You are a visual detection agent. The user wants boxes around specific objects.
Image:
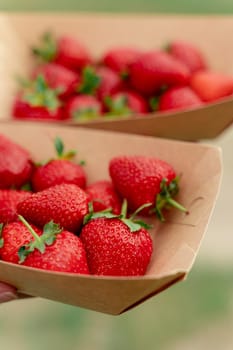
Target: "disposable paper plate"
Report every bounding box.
[0,13,233,140]
[0,121,222,314]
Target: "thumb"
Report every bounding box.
[0,282,18,303]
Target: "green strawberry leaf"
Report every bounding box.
[104,95,132,117]
[32,31,57,62]
[0,223,4,248]
[54,137,64,157]
[42,221,62,245]
[121,218,142,232]
[20,182,32,191]
[78,66,101,95]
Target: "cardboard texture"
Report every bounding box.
[0,13,233,140]
[0,122,222,314]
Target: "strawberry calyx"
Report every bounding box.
[78,66,101,95]
[151,177,188,222]
[104,95,132,117]
[17,215,62,263]
[54,137,77,161]
[149,97,160,111]
[0,223,4,248]
[83,200,152,232]
[22,75,62,111]
[72,107,100,121]
[32,32,57,62]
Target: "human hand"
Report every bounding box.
[0,282,18,303]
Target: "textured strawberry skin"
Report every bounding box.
[130,51,190,95]
[55,36,92,71]
[169,41,207,73]
[22,230,89,274]
[86,180,122,214]
[0,190,32,223]
[65,95,103,119]
[111,91,149,113]
[190,71,233,102]
[102,47,142,73]
[0,222,41,264]
[33,62,80,98]
[17,184,89,233]
[32,160,87,192]
[158,86,203,112]
[0,134,33,189]
[12,97,65,121]
[109,156,176,214]
[80,217,153,276]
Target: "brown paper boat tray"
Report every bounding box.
[0,121,222,314]
[0,13,233,140]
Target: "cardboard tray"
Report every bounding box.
[0,13,233,140]
[0,121,222,314]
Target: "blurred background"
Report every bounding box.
[0,1,233,350]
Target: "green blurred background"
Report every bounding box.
[0,1,233,349]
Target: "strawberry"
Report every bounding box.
[156,86,203,112]
[0,190,31,224]
[32,137,87,191]
[0,221,42,264]
[65,95,103,121]
[32,62,80,99]
[17,184,89,233]
[129,51,190,95]
[167,40,207,73]
[12,75,65,121]
[105,91,149,116]
[32,32,92,71]
[86,180,122,214]
[190,71,233,102]
[102,47,142,75]
[109,155,187,221]
[0,217,89,274]
[80,201,153,276]
[77,66,122,101]
[0,134,33,189]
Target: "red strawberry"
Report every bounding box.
[77,66,122,101]
[0,218,89,274]
[80,201,153,276]
[109,155,187,221]
[32,32,92,71]
[32,137,87,191]
[102,47,142,74]
[0,134,33,189]
[129,51,190,95]
[12,75,65,121]
[167,40,207,74]
[32,62,80,98]
[157,86,203,112]
[105,91,149,116]
[0,221,41,264]
[17,184,89,233]
[190,71,233,102]
[86,180,122,214]
[65,95,103,121]
[0,190,31,224]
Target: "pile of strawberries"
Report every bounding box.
[12,33,233,122]
[0,133,187,276]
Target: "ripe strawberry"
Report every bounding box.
[77,66,122,101]
[129,51,190,95]
[65,95,103,121]
[0,190,31,223]
[86,180,122,214]
[32,32,92,71]
[80,201,153,276]
[0,134,33,189]
[109,155,187,221]
[17,184,89,233]
[190,71,233,102]
[105,91,149,116]
[0,220,41,264]
[167,40,207,73]
[102,47,142,74]
[0,217,90,274]
[32,137,87,191]
[32,62,80,99]
[12,75,65,121]
[157,86,203,112]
